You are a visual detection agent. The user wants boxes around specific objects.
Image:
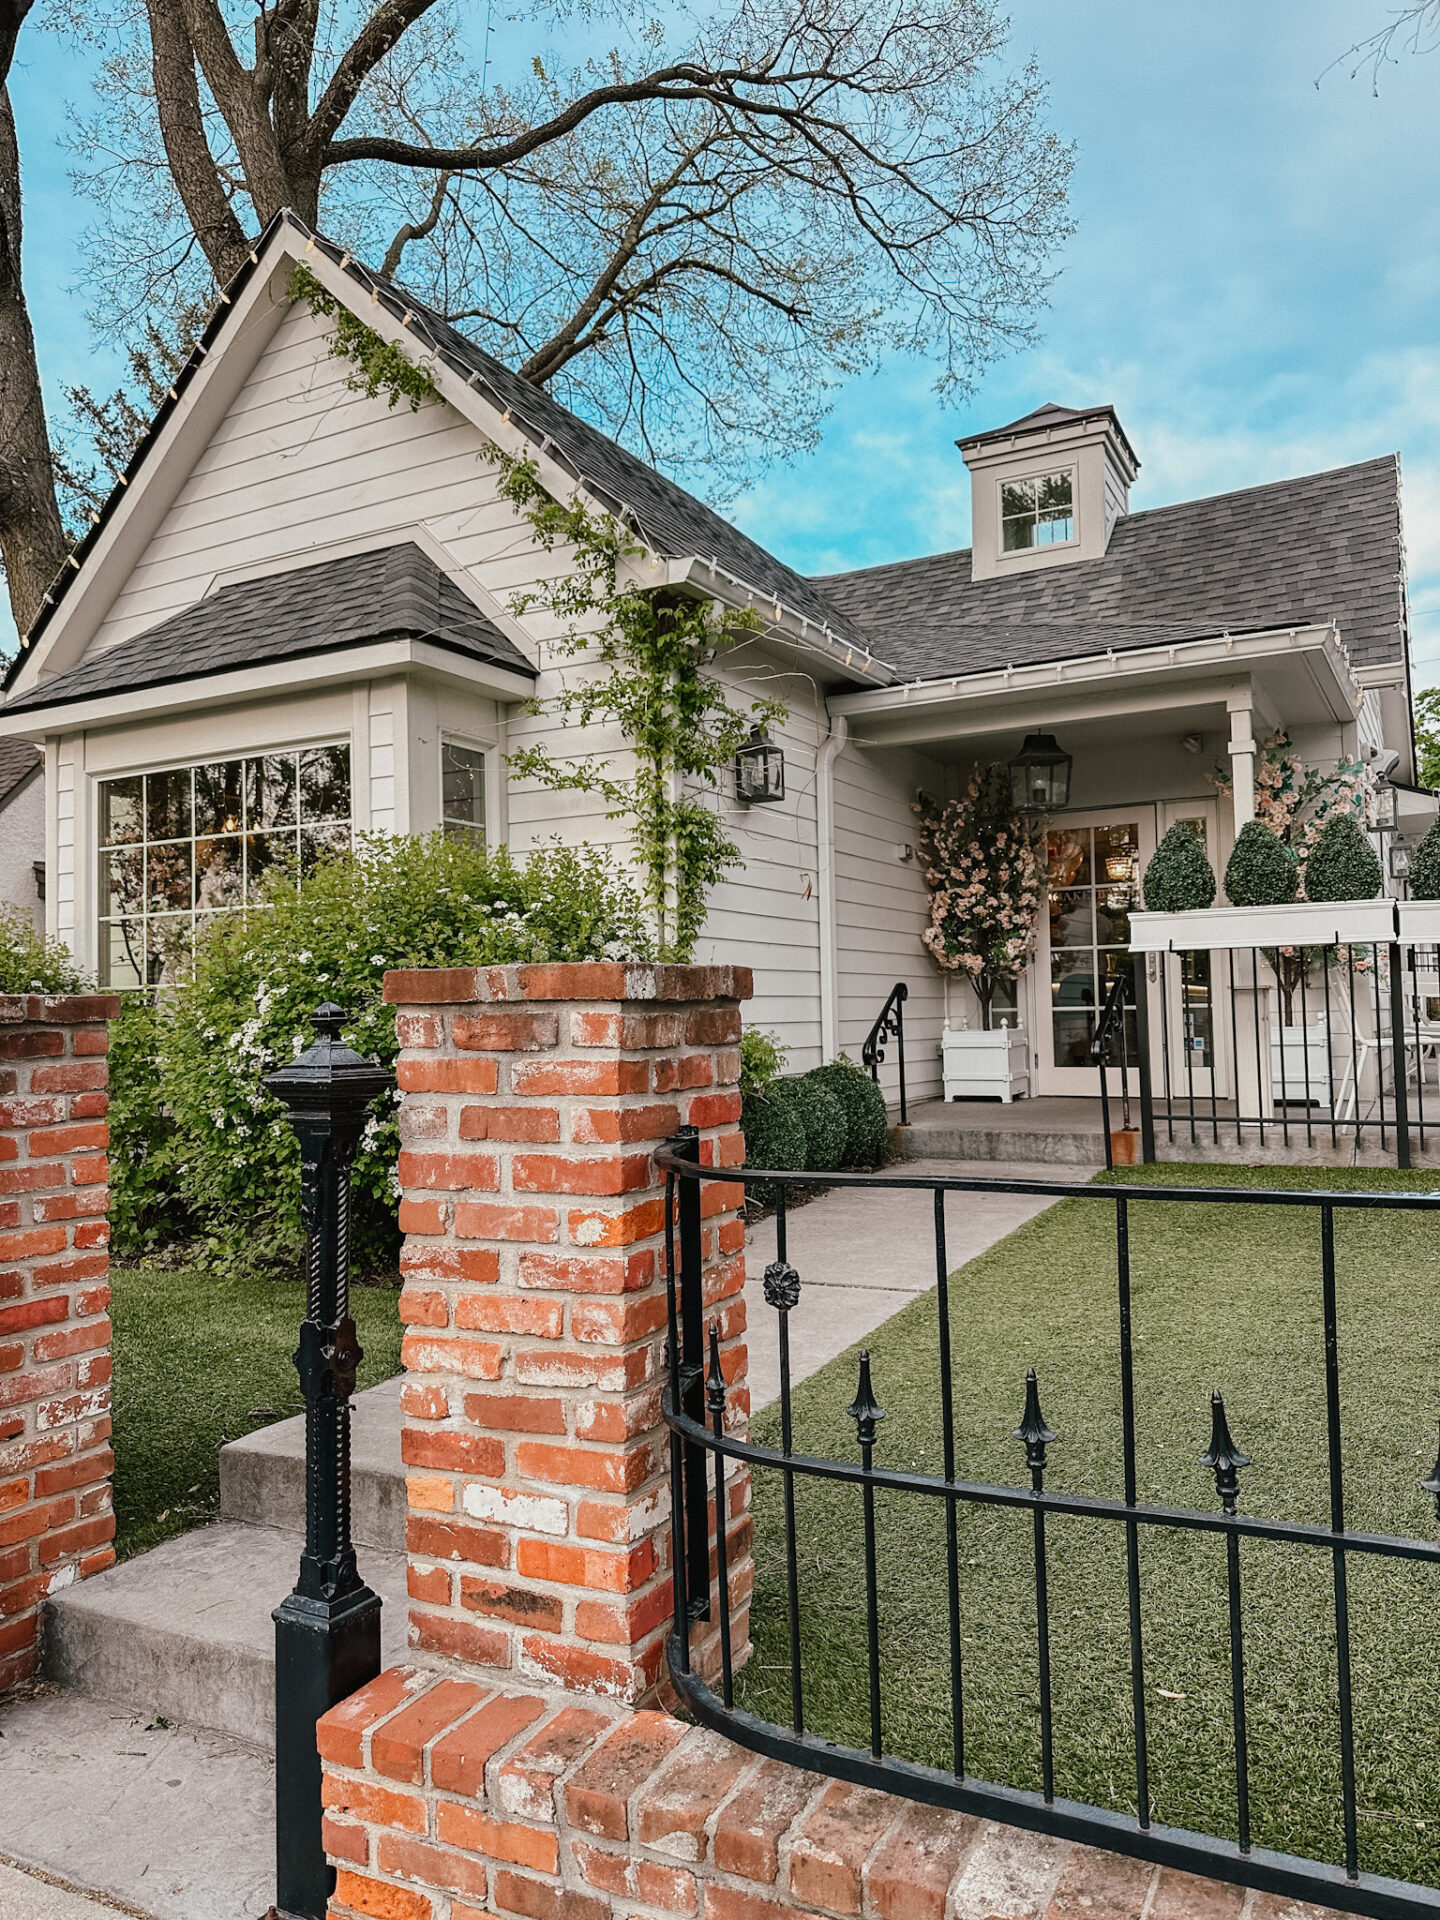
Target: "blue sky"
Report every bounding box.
[10,3,1440,679]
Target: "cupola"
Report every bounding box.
[958,403,1139,584]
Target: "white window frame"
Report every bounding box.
[439,732,493,845]
[998,465,1078,558]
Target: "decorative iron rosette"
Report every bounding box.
[762,1259,802,1312]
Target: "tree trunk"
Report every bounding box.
[0,81,66,637]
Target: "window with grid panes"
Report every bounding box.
[1046,822,1139,1067]
[440,740,485,845]
[97,745,350,987]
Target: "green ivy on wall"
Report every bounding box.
[288,266,441,411]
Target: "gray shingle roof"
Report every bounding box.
[813,457,1406,682]
[0,737,40,809]
[3,543,535,715]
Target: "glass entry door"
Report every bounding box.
[1035,812,1153,1094]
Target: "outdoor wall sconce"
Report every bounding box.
[735,727,785,803]
[1009,730,1073,810]
[1373,782,1399,831]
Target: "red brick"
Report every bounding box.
[518,1250,654,1295]
[401,1383,449,1421]
[409,1609,510,1667]
[34,1321,109,1363]
[515,1441,651,1494]
[867,1802,980,1920]
[33,1191,107,1221]
[40,1514,115,1564]
[453,1012,559,1053]
[0,1097,68,1127]
[620,1013,686,1049]
[1149,1869,1246,1920]
[397,1151,499,1192]
[570,1294,669,1346]
[399,1105,448,1142]
[27,1123,108,1158]
[513,1153,651,1197]
[384,968,486,1003]
[71,1095,109,1120]
[565,1197,668,1248]
[511,1059,649,1097]
[515,1537,656,1592]
[564,1712,687,1838]
[331,1868,433,1920]
[397,1289,447,1328]
[73,1222,109,1249]
[0,1165,65,1193]
[654,1055,713,1093]
[430,1690,548,1797]
[400,1334,504,1380]
[703,1888,808,1920]
[30,1063,107,1093]
[408,1563,451,1606]
[453,1202,559,1244]
[713,1759,815,1882]
[459,1577,563,1631]
[453,1295,564,1338]
[34,1448,112,1497]
[405,1515,508,1567]
[1044,1846,1154,1920]
[402,1428,507,1475]
[401,1245,499,1284]
[397,1058,499,1095]
[514,1346,650,1391]
[571,1012,622,1046]
[461,1106,560,1142]
[574,1578,673,1647]
[463,1391,566,1433]
[0,1033,63,1060]
[516,963,632,1000]
[399,1197,449,1236]
[370,1677,488,1783]
[687,1008,742,1045]
[395,1013,443,1049]
[375,1833,489,1903]
[687,1091,742,1128]
[323,1816,370,1867]
[0,1296,68,1335]
[323,1773,427,1832]
[490,1869,608,1920]
[496,1704,613,1820]
[436,1801,560,1873]
[571,1104,680,1145]
[32,1254,109,1286]
[520,1632,659,1697]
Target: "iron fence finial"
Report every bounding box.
[846,1350,885,1450]
[706,1321,728,1416]
[1201,1389,1251,1515]
[1014,1368,1059,1476]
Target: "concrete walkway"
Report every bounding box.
[744,1158,1097,1410]
[0,1860,144,1920]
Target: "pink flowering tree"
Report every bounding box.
[914,767,1044,1029]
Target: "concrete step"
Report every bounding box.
[894,1118,1106,1164]
[219,1375,405,1551]
[41,1521,409,1750]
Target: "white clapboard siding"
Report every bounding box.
[833,742,946,1103]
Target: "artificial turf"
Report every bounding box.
[736,1163,1440,1889]
[109,1262,403,1560]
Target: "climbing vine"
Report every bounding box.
[288,266,441,411]
[288,268,786,961]
[495,453,785,961]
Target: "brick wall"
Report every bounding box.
[383,962,751,1707]
[319,1666,1345,1920]
[0,992,118,1687]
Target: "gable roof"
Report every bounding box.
[0,737,40,810]
[2,543,534,715]
[1,211,871,701]
[813,457,1406,683]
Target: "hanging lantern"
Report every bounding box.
[1008,731,1073,811]
[735,727,785,804]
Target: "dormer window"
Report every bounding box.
[1001,471,1075,552]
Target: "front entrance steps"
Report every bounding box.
[896,1095,1108,1165]
[40,1384,408,1750]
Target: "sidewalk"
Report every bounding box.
[744,1158,1097,1409]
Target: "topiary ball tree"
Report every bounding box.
[1142,822,1216,912]
[1303,813,1383,903]
[806,1059,890,1168]
[740,1090,807,1208]
[1409,819,1440,901]
[769,1075,847,1172]
[1224,821,1299,907]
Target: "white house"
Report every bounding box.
[0,213,1418,1108]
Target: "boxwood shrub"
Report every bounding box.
[768,1074,847,1172]
[1303,814,1383,903]
[739,1089,807,1207]
[807,1058,889,1167]
[1142,822,1215,912]
[1409,818,1440,901]
[1224,821,1298,907]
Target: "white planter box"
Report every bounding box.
[941,1025,1029,1103]
[1130,899,1398,954]
[1397,901,1440,945]
[1270,1018,1332,1107]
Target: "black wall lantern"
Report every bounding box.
[735,727,785,804]
[1008,730,1073,811]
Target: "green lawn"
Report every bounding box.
[738,1164,1440,1889]
[110,1263,403,1560]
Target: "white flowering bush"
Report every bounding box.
[913,768,1043,1028]
[116,832,648,1271]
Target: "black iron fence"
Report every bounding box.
[659,1136,1440,1918]
[862,981,909,1124]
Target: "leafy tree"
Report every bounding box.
[1142,822,1215,913]
[1415,688,1440,790]
[56,0,1071,501]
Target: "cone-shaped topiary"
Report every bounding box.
[1303,813,1383,903]
[1143,822,1216,912]
[1224,821,1299,907]
[1409,818,1440,901]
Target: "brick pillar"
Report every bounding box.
[0,993,119,1687]
[382,962,753,1707]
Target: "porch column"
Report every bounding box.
[1226,690,1256,836]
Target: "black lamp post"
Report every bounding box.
[1008,731,1073,811]
[263,1004,392,1920]
[735,727,785,804]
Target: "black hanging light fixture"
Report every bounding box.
[1008,730,1073,811]
[735,726,785,804]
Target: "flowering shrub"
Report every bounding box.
[0,903,87,995]
[1210,730,1374,873]
[113,832,648,1271]
[913,768,1043,1027]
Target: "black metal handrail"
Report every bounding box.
[659,1137,1440,1919]
[1092,971,1133,1172]
[861,981,909,1123]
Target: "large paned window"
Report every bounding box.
[98,745,351,986]
[1047,822,1139,1066]
[441,740,486,844]
[1001,471,1075,551]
